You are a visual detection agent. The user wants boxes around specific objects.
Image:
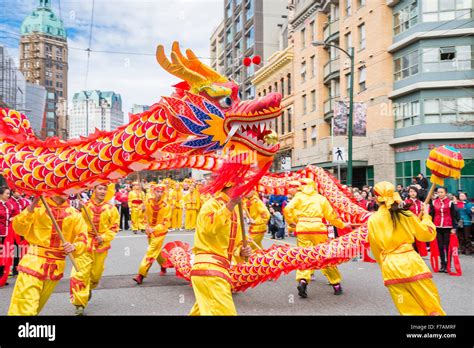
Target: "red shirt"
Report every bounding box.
[7,197,29,218]
[405,198,422,215]
[432,197,454,228]
[115,190,129,208]
[356,199,368,210]
[0,201,11,237]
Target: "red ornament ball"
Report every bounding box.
[252,55,261,65]
[243,57,252,66]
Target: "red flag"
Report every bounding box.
[430,239,440,273]
[447,233,462,276]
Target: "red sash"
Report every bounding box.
[447,233,462,276]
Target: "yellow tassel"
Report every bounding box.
[426,159,462,179]
[429,150,465,169]
[430,175,444,186]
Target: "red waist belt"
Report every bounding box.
[131,200,143,204]
[295,231,327,235]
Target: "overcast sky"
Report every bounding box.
[2,0,224,116]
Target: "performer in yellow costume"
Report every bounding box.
[244,190,270,249]
[170,181,183,230]
[285,180,302,237]
[128,182,146,234]
[70,184,120,315]
[368,182,445,315]
[133,184,172,284]
[189,186,252,315]
[8,196,88,315]
[284,178,351,298]
[184,184,200,230]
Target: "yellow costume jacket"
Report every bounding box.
[368,206,437,286]
[245,193,270,233]
[284,186,345,234]
[145,195,172,236]
[82,200,120,253]
[184,190,200,210]
[12,199,88,281]
[128,190,145,209]
[191,192,244,284]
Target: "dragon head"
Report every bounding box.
[156,42,282,169]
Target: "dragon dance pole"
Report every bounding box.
[40,196,80,271]
[76,193,100,237]
[237,202,249,261]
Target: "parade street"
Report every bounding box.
[1,229,472,316]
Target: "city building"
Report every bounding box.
[210,20,225,76]
[252,23,295,172]
[19,0,68,138]
[0,45,27,111]
[25,81,47,135]
[222,0,288,99]
[387,0,474,195]
[69,90,124,139]
[288,0,395,188]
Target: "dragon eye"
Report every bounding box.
[219,96,232,108]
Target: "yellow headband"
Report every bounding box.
[373,181,402,209]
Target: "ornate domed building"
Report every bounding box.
[19,0,68,139]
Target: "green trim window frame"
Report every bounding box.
[394,49,419,81]
[422,0,472,22]
[422,45,474,72]
[396,160,421,186]
[393,100,420,128]
[366,166,374,187]
[393,1,419,35]
[423,96,474,124]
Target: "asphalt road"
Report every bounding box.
[0,229,472,315]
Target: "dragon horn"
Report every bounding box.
[185,48,227,83]
[156,44,206,86]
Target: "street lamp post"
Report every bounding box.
[312,40,354,186]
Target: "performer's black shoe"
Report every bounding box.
[297,280,308,298]
[133,274,144,284]
[439,266,447,273]
[332,283,343,295]
[88,291,92,301]
[159,267,167,276]
[133,230,138,234]
[75,306,85,316]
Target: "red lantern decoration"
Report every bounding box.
[243,57,252,66]
[252,55,261,65]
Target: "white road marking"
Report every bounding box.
[115,232,194,239]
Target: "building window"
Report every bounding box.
[394,50,419,81]
[274,82,278,93]
[247,64,255,77]
[280,78,285,97]
[345,0,351,16]
[422,0,472,22]
[235,15,242,32]
[303,128,307,148]
[245,27,254,49]
[311,90,316,111]
[245,0,253,21]
[281,109,285,134]
[287,73,292,94]
[310,21,315,42]
[358,66,366,92]
[358,23,365,50]
[358,0,366,8]
[396,160,421,186]
[226,3,232,18]
[393,1,418,35]
[226,53,232,66]
[424,97,474,124]
[287,107,292,132]
[393,100,420,128]
[269,85,272,93]
[311,125,317,146]
[301,28,306,48]
[275,118,278,134]
[422,45,474,72]
[345,32,352,49]
[226,28,233,44]
[310,55,315,78]
[301,61,306,83]
[345,73,351,96]
[302,94,307,114]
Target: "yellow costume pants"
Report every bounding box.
[185,209,197,230]
[130,207,145,231]
[189,275,236,316]
[387,278,446,316]
[296,234,341,285]
[8,272,58,315]
[70,251,108,307]
[172,208,183,229]
[138,234,167,277]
